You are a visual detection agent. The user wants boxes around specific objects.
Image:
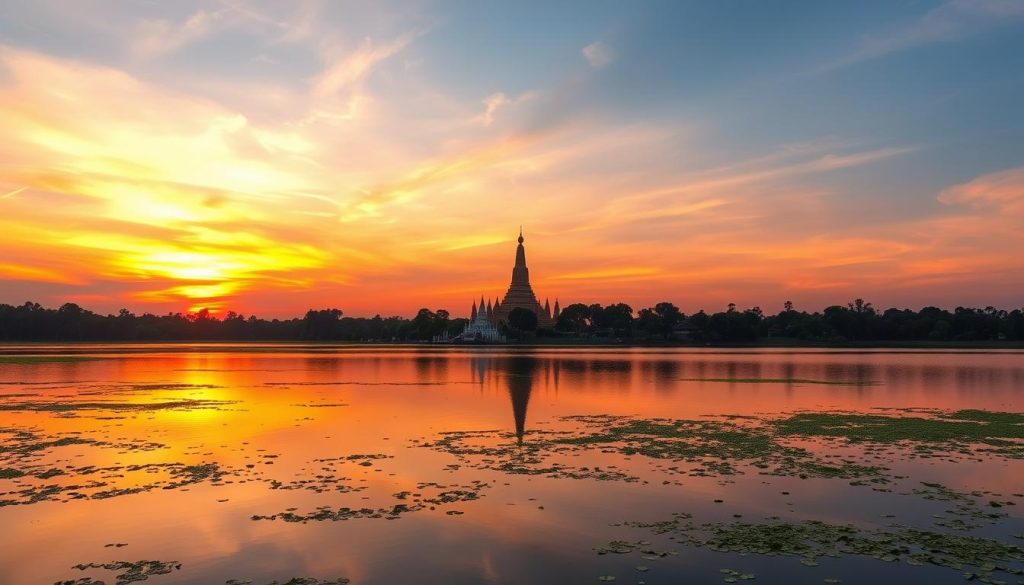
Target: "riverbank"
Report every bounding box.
[2,338,1024,353]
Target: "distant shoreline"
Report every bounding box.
[1,339,1023,350]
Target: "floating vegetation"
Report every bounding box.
[225,579,350,585]
[5,349,1024,585]
[913,482,1007,530]
[718,567,756,582]
[60,560,181,585]
[775,410,1024,443]
[677,377,879,386]
[0,425,219,506]
[73,383,224,397]
[1,461,228,506]
[251,480,490,522]
[420,409,1024,488]
[775,410,1024,460]
[618,513,1024,583]
[0,398,236,413]
[262,454,391,494]
[419,414,891,484]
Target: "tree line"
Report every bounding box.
[1,299,1022,343]
[552,299,1024,343]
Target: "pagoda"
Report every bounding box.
[487,228,557,329]
[461,295,506,342]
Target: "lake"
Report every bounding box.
[1,345,1023,585]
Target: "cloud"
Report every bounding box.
[133,10,221,59]
[0,45,339,311]
[477,93,509,127]
[939,166,1024,213]
[582,41,614,68]
[1,186,26,199]
[306,33,418,123]
[474,91,536,127]
[822,0,1024,71]
[1,1,1023,317]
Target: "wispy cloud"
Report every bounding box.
[132,9,223,59]
[821,0,1024,71]
[0,3,1022,315]
[939,166,1024,213]
[0,186,27,199]
[582,41,614,68]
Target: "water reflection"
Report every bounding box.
[469,354,540,443]
[506,357,536,445]
[1,347,1023,585]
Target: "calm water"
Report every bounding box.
[1,345,1023,584]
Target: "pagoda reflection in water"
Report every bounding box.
[469,354,560,444]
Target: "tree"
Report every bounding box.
[3,299,1024,344]
[848,298,875,315]
[556,303,591,334]
[688,310,711,341]
[603,303,634,337]
[507,308,538,339]
[636,308,661,339]
[410,308,436,340]
[302,308,343,340]
[654,302,682,338]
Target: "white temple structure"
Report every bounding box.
[460,295,506,343]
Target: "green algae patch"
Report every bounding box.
[774,410,1024,459]
[622,514,1024,583]
[0,398,236,413]
[420,414,892,483]
[62,560,181,585]
[251,480,491,523]
[913,482,1007,530]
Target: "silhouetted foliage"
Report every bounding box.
[0,301,463,342]
[1,299,1022,343]
[555,303,591,334]
[506,307,538,339]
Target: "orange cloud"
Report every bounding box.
[1,39,1022,317]
[939,167,1024,213]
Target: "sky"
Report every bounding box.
[0,0,1023,318]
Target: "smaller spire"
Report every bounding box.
[518,226,524,244]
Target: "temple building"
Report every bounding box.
[469,229,558,331]
[460,295,506,342]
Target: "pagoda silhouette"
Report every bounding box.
[468,228,558,329]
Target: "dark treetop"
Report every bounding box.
[2,299,1023,344]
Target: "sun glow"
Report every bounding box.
[1,6,1023,317]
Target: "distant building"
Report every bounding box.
[489,229,557,329]
[456,229,559,342]
[460,295,506,343]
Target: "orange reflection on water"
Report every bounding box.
[0,346,1023,584]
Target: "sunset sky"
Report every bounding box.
[1,1,1023,318]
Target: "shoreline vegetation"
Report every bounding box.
[2,299,1023,346]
